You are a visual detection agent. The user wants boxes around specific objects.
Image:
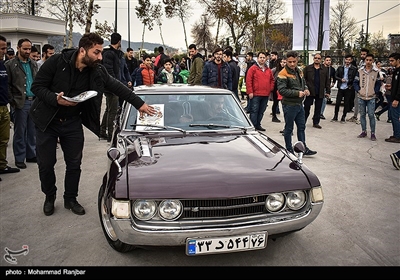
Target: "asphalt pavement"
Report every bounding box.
[0,100,399,271]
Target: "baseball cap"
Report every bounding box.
[7,48,15,55]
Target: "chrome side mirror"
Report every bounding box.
[107,147,122,176]
[293,141,305,164]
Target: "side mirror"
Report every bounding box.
[107,148,122,176]
[293,141,305,164]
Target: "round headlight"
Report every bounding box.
[132,200,157,220]
[286,191,306,210]
[158,200,183,221]
[265,193,285,212]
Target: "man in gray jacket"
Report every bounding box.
[5,38,38,169]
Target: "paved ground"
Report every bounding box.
[0,100,399,269]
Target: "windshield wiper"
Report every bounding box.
[130,124,187,135]
[189,123,247,132]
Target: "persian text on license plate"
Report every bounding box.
[186,232,267,256]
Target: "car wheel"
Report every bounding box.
[98,184,135,253]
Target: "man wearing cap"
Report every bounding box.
[6,48,15,61]
[5,38,38,169]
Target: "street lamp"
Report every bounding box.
[128,0,130,48]
[114,0,118,33]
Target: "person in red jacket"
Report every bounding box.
[245,51,275,131]
[135,54,155,86]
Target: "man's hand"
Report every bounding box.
[248,93,254,99]
[392,100,399,108]
[56,92,78,107]
[139,103,157,116]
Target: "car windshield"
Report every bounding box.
[124,93,251,131]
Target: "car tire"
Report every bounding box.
[98,183,135,253]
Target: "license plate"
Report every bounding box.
[186,232,267,256]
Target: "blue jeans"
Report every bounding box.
[283,104,306,151]
[13,99,36,163]
[390,101,400,138]
[320,97,327,115]
[249,96,269,128]
[358,98,376,133]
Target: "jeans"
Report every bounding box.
[352,92,359,118]
[358,98,376,133]
[100,92,119,138]
[320,97,327,115]
[36,116,84,200]
[390,101,400,138]
[249,96,269,128]
[283,104,306,151]
[0,106,10,169]
[304,95,323,125]
[13,100,36,163]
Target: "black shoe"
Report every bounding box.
[26,157,37,163]
[64,200,85,215]
[272,116,281,123]
[320,115,326,119]
[43,194,56,216]
[313,124,322,129]
[15,162,26,169]
[256,126,266,131]
[331,118,338,122]
[99,133,108,141]
[280,130,285,134]
[0,166,20,174]
[304,148,317,156]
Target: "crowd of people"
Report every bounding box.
[1,32,399,217]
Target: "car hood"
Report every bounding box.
[115,134,320,199]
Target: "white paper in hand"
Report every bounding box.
[61,90,98,103]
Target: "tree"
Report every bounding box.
[370,31,390,57]
[330,0,358,55]
[84,0,95,34]
[153,2,165,48]
[198,0,286,53]
[162,0,192,51]
[0,0,45,15]
[47,0,103,47]
[136,0,160,56]
[191,14,215,56]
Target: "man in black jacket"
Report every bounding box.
[99,32,123,142]
[30,33,155,217]
[223,49,240,100]
[332,54,358,123]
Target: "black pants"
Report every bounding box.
[304,95,323,125]
[35,116,84,201]
[334,88,354,120]
[271,89,280,118]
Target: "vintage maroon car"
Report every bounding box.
[98,84,324,256]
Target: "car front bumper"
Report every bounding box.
[109,202,323,247]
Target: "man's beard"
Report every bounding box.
[82,53,100,68]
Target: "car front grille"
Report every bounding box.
[181,195,269,219]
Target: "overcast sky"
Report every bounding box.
[74,0,400,50]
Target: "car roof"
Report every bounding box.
[133,84,233,95]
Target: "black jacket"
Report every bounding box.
[303,64,330,98]
[30,49,144,136]
[335,64,358,90]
